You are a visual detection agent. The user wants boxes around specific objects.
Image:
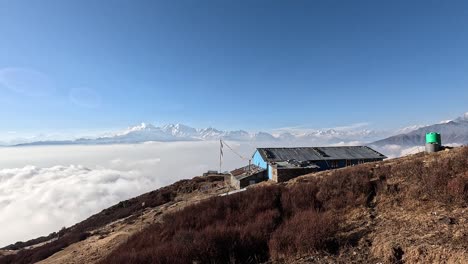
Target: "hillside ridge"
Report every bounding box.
[1,147,467,264]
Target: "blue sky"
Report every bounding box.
[0,0,467,135]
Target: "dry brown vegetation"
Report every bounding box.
[1,147,467,264]
[100,184,342,264]
[100,147,467,264]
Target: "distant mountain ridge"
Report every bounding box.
[372,112,468,147]
[13,122,383,146]
[10,112,468,147]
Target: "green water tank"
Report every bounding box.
[426,132,441,145]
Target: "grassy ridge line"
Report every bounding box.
[101,147,468,263]
[0,176,225,264]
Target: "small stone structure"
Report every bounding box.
[229,165,267,189]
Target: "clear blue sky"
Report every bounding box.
[0,0,467,134]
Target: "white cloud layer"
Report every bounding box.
[0,165,143,246]
[0,140,428,247]
[0,141,253,247]
[372,143,463,158]
[372,144,424,158]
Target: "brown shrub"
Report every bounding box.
[101,186,284,264]
[281,181,321,217]
[447,175,468,202]
[316,167,372,210]
[419,154,467,204]
[100,180,348,264]
[0,232,90,264]
[269,210,338,261]
[386,148,468,206]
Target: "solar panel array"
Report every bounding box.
[257,146,386,162]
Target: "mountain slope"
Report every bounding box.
[0,176,230,264]
[372,113,468,147]
[8,112,468,148]
[1,147,466,263]
[99,146,468,264]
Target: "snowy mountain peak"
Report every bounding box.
[117,123,157,136]
[372,111,468,147]
[67,123,391,145]
[161,124,198,137]
[197,127,222,133]
[132,122,157,130]
[6,112,467,148]
[454,112,468,122]
[394,124,427,135]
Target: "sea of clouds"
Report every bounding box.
[0,140,419,247]
[0,141,258,247]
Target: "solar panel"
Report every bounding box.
[265,149,275,159]
[313,148,330,157]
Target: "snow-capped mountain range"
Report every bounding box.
[107,123,390,144]
[103,123,378,143]
[11,123,384,146]
[111,123,260,142]
[7,112,468,147]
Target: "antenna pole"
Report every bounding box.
[219,139,223,173]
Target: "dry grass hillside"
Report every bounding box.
[287,147,468,263]
[0,175,232,264]
[1,146,467,264]
[100,146,467,264]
